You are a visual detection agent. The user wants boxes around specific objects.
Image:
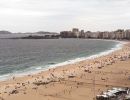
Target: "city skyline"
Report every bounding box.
[0,0,130,33]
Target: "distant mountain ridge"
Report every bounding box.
[0,31,12,34]
[0,30,59,34]
[35,31,58,34]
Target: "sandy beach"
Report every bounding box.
[0,41,130,100]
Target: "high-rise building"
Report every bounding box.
[125,30,130,40]
[72,28,80,38]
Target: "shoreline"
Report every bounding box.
[0,39,125,81]
[0,40,130,100]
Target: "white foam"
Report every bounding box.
[0,74,10,81]
[47,40,124,68]
[0,40,126,81]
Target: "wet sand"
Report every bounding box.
[0,41,130,100]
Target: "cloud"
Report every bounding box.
[0,0,130,32]
[0,8,54,17]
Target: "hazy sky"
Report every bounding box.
[0,0,130,32]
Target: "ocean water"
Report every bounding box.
[0,38,122,80]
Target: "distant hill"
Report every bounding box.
[35,31,59,35]
[14,31,59,34]
[0,31,12,34]
[0,30,59,35]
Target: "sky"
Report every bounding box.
[0,0,130,33]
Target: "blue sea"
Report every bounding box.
[0,36,122,80]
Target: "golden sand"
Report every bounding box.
[0,41,130,100]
